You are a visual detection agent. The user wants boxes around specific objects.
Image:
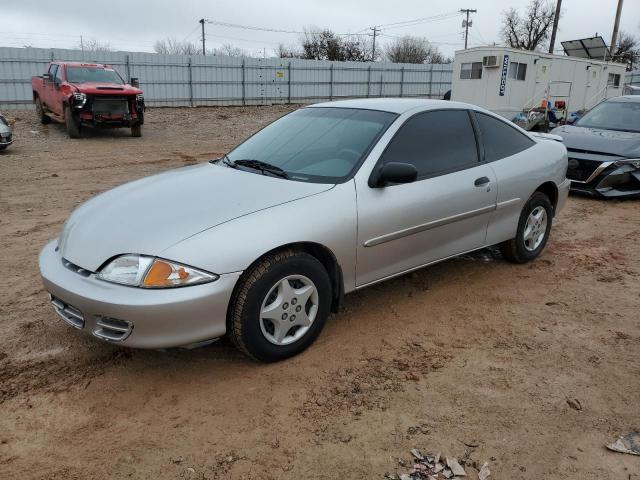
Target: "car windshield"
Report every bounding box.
[226,107,397,183]
[66,67,124,85]
[577,100,640,133]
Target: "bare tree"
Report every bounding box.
[384,36,446,64]
[210,43,248,57]
[79,39,113,52]
[299,27,373,62]
[612,31,640,69]
[501,0,557,51]
[276,43,301,58]
[153,38,199,55]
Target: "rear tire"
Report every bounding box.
[131,125,142,137]
[64,105,81,138]
[500,192,553,264]
[227,250,332,362]
[35,97,51,124]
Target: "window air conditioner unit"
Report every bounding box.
[482,55,500,68]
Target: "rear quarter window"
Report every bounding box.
[475,112,534,162]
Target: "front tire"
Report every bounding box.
[500,192,553,264]
[35,97,51,124]
[64,105,81,138]
[228,250,332,362]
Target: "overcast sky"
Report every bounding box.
[2,0,639,58]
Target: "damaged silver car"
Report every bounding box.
[552,96,640,198]
[0,112,13,151]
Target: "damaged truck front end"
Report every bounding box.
[71,90,144,136]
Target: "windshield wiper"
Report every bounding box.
[211,153,238,168]
[234,159,289,179]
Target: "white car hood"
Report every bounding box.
[58,163,332,271]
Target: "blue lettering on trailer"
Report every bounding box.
[499,54,509,96]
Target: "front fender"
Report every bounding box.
[159,181,359,292]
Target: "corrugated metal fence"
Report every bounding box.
[0,46,453,110]
[626,70,640,87]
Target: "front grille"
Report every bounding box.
[91,97,129,115]
[50,295,84,329]
[93,317,133,342]
[62,258,92,277]
[567,158,603,182]
[0,133,11,143]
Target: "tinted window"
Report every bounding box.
[379,110,478,178]
[227,108,397,183]
[54,66,63,83]
[475,113,534,161]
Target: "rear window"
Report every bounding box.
[475,113,534,162]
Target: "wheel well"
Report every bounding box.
[244,242,344,313]
[535,182,558,215]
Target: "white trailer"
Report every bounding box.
[451,46,626,121]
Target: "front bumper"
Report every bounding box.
[39,240,241,349]
[567,156,640,198]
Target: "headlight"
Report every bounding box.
[136,94,144,105]
[614,158,640,168]
[96,254,218,288]
[72,92,87,108]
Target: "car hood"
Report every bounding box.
[552,125,640,157]
[58,163,333,271]
[72,83,143,95]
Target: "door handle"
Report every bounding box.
[474,176,490,187]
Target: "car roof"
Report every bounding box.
[607,95,640,103]
[55,62,108,68]
[308,98,471,114]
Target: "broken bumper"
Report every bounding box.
[567,156,640,198]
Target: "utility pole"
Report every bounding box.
[548,0,562,54]
[80,35,84,52]
[370,26,379,61]
[610,0,624,58]
[199,18,206,56]
[460,9,477,50]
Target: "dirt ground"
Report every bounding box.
[0,105,639,480]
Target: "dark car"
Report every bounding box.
[552,96,640,198]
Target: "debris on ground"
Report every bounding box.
[607,432,640,456]
[478,462,491,480]
[386,449,491,479]
[566,398,582,411]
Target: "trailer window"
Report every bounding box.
[460,62,482,80]
[508,62,527,81]
[607,73,621,87]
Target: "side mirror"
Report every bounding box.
[42,73,51,82]
[369,162,418,188]
[130,77,140,88]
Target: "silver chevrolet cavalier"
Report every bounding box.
[39,99,570,361]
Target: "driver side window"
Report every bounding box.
[378,109,479,179]
[54,65,63,84]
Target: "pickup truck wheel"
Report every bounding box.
[227,250,332,362]
[500,192,553,264]
[131,125,142,137]
[64,105,81,138]
[35,97,50,124]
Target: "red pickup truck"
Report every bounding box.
[32,62,145,138]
